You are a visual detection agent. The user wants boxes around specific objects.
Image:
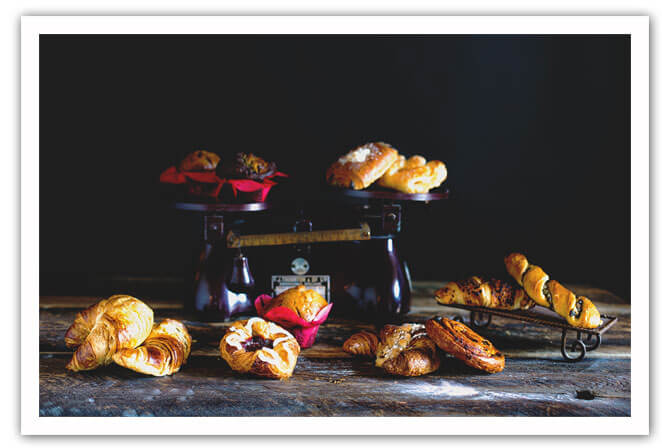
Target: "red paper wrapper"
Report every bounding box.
[159,166,287,202]
[254,294,333,348]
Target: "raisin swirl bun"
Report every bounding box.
[504,253,602,328]
[219,317,300,379]
[425,317,505,373]
[435,276,535,310]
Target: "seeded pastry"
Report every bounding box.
[326,142,400,190]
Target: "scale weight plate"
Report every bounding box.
[271,275,331,301]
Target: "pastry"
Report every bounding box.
[425,317,505,373]
[504,253,602,328]
[219,317,300,379]
[326,142,400,190]
[178,150,221,172]
[375,323,440,377]
[435,276,535,310]
[218,152,277,181]
[263,285,328,322]
[377,155,447,194]
[64,295,154,372]
[342,330,379,356]
[112,319,192,376]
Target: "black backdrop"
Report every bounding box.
[39,35,631,300]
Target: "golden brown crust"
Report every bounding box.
[264,285,328,322]
[435,276,535,310]
[504,253,602,329]
[178,150,221,172]
[425,317,505,373]
[377,155,448,194]
[65,295,154,372]
[375,323,440,377]
[112,319,192,376]
[326,142,400,190]
[219,317,300,380]
[342,331,379,356]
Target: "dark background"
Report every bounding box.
[39,35,631,300]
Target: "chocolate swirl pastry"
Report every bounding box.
[218,152,277,181]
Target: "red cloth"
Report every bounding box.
[159,166,287,200]
[254,294,333,348]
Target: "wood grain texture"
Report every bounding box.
[39,283,631,417]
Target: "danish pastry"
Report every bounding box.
[219,317,300,379]
[504,253,602,328]
[326,142,400,190]
[377,155,447,194]
[112,319,192,376]
[342,330,379,356]
[425,317,505,373]
[65,295,154,372]
[178,150,221,172]
[375,324,440,377]
[435,276,535,310]
[218,152,277,181]
[263,285,328,323]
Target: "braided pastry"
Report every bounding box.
[504,253,601,328]
[375,324,440,377]
[112,319,192,376]
[64,295,154,372]
[425,317,505,373]
[342,330,379,356]
[435,276,535,310]
[219,317,300,379]
[377,155,447,194]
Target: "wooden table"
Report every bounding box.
[39,282,630,417]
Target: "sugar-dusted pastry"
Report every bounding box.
[178,150,221,172]
[342,330,379,356]
[64,295,154,372]
[218,152,277,181]
[425,317,505,373]
[435,276,535,310]
[112,319,192,377]
[219,317,300,379]
[377,155,447,194]
[326,142,400,190]
[375,323,440,377]
[504,253,602,328]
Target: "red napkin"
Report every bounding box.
[254,294,333,348]
[159,166,287,201]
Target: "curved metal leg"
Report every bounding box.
[577,332,602,352]
[470,311,492,328]
[562,329,587,362]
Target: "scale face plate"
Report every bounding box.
[271,275,331,301]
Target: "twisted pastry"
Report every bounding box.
[112,319,192,376]
[342,330,379,356]
[504,253,601,328]
[435,276,535,310]
[65,295,154,372]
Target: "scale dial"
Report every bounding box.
[290,257,310,275]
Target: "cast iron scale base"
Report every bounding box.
[439,303,618,362]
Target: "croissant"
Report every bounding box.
[504,253,601,328]
[342,330,379,356]
[435,276,535,310]
[375,324,440,377]
[112,319,192,376]
[65,295,154,372]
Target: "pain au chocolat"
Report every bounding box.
[326,142,400,190]
[435,276,535,310]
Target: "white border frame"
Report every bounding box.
[21,16,649,435]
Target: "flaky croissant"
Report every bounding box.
[112,319,192,376]
[64,295,154,372]
[375,324,440,377]
[504,253,601,328]
[342,330,379,356]
[435,276,535,310]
